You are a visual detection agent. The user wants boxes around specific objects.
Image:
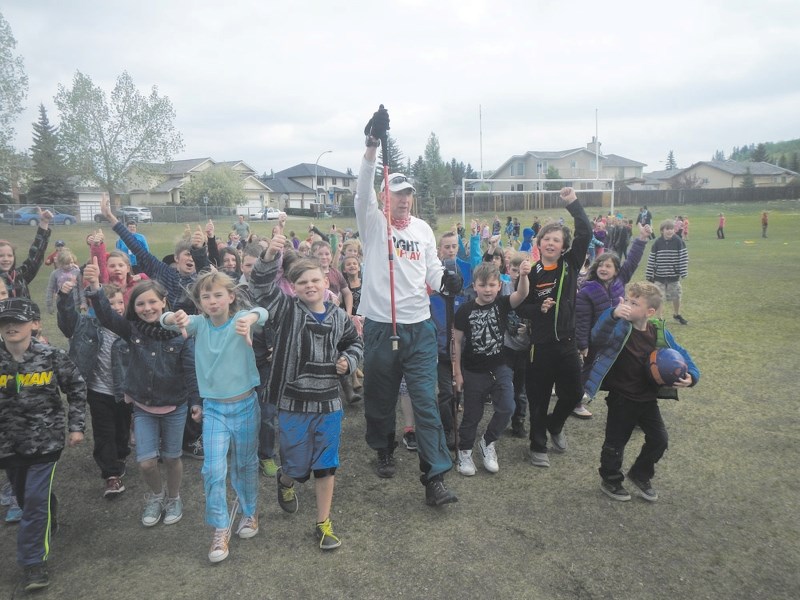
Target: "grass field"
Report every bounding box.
[0,200,798,599]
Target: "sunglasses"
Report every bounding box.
[389,176,410,185]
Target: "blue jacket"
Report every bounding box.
[584,307,700,400]
[57,289,129,402]
[88,287,200,408]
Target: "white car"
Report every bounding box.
[256,207,287,220]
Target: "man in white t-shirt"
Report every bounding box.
[355,105,462,507]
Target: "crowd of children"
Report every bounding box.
[0,184,704,593]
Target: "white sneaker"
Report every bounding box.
[457,450,476,476]
[479,438,499,473]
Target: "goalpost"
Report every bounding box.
[460,178,616,225]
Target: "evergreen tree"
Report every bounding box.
[751,143,768,162]
[665,150,677,170]
[465,163,477,179]
[417,133,451,228]
[778,154,788,169]
[545,166,562,190]
[790,152,800,174]
[373,134,405,186]
[713,149,726,161]
[28,104,76,206]
[740,167,755,189]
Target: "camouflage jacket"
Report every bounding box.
[0,340,87,460]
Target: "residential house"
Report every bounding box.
[667,160,797,189]
[264,163,355,211]
[490,139,646,191]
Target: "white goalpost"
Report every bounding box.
[460,178,616,225]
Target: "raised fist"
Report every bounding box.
[364,104,390,140]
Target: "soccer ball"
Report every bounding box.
[648,348,688,386]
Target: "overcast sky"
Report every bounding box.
[4,0,800,177]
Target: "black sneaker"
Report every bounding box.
[403,431,418,452]
[673,314,688,325]
[425,476,458,507]
[375,449,396,478]
[23,563,49,591]
[276,470,299,514]
[600,480,631,501]
[183,436,204,460]
[627,473,659,502]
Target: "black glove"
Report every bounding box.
[364,104,390,140]
[440,258,463,296]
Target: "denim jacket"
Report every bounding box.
[87,287,200,408]
[57,289,129,402]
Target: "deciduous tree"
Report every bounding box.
[181,166,245,207]
[54,70,183,199]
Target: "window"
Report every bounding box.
[332,177,338,185]
[512,162,525,177]
[316,176,323,186]
[536,161,548,174]
[517,184,523,191]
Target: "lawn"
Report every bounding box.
[0,199,798,599]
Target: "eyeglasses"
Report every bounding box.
[389,176,410,185]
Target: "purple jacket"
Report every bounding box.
[575,237,646,351]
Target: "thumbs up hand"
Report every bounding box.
[84,256,101,290]
[191,225,206,249]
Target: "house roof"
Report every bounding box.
[261,176,315,194]
[149,177,186,193]
[213,160,257,175]
[603,154,647,168]
[161,158,214,176]
[642,168,686,181]
[273,163,353,180]
[689,160,798,176]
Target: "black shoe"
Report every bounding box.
[402,431,418,452]
[23,563,49,592]
[276,469,299,514]
[425,476,458,507]
[375,449,396,478]
[183,435,204,460]
[600,480,631,501]
[673,314,688,325]
[627,472,659,502]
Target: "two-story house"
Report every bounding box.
[490,139,645,191]
[264,163,355,211]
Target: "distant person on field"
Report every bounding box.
[761,212,768,238]
[583,282,699,502]
[716,213,725,239]
[645,220,689,326]
[232,215,251,242]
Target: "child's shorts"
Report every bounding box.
[654,280,682,302]
[133,403,188,462]
[278,410,342,481]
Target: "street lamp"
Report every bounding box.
[314,150,333,209]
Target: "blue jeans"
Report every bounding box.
[202,392,260,528]
[133,403,188,462]
[458,364,515,450]
[363,319,453,481]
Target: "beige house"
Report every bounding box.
[125,158,272,214]
[668,161,797,188]
[490,139,646,190]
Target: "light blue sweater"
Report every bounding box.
[161,308,268,400]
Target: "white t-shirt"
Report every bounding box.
[355,157,444,324]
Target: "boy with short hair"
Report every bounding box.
[646,220,689,325]
[0,297,87,591]
[453,260,530,475]
[250,234,363,550]
[584,282,699,501]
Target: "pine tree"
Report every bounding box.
[27,104,76,206]
[373,135,405,186]
[713,149,726,161]
[778,154,788,169]
[790,152,800,174]
[740,167,755,189]
[751,143,768,162]
[665,150,677,170]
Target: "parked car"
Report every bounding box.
[3,206,77,227]
[117,206,153,223]
[254,207,287,220]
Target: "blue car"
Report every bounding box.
[3,206,77,227]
